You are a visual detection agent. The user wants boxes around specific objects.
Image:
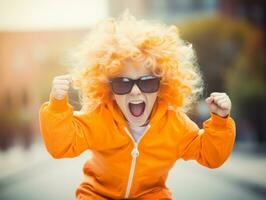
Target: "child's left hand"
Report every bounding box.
[205,92,232,118]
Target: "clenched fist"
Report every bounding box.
[51,74,72,100]
[205,92,232,118]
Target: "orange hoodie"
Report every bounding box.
[39,94,236,199]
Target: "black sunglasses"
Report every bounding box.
[109,75,161,95]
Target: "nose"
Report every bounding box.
[130,83,142,95]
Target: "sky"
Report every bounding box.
[0,0,109,31]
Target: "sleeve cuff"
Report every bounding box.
[210,112,230,127]
[48,94,70,112]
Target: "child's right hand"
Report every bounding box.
[51,74,72,100]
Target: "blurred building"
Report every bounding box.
[0,30,88,150]
[109,0,218,23]
[0,0,108,150]
[219,0,265,29]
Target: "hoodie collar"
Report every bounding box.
[106,98,168,127]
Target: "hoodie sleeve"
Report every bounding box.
[39,94,95,159]
[178,112,236,169]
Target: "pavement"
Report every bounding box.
[0,140,265,200]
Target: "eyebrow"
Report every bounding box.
[115,74,156,80]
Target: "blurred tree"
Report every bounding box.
[179,16,265,144]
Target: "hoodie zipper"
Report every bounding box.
[124,124,151,199]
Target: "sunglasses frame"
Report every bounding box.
[109,75,161,95]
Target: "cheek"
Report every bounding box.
[114,94,127,109]
[146,93,158,108]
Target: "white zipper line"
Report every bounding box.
[124,125,151,199]
[124,145,139,199]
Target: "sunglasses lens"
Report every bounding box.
[138,77,160,93]
[110,76,160,95]
[111,78,133,95]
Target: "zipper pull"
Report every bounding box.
[131,147,139,158]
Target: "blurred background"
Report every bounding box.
[0,0,265,199]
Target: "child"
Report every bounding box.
[39,13,236,200]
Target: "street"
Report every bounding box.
[0,141,265,200]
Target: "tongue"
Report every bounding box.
[129,102,145,117]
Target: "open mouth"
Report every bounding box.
[128,101,146,117]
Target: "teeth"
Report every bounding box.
[129,100,144,104]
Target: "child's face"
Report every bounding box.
[111,59,159,127]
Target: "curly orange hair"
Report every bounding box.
[67,12,204,113]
